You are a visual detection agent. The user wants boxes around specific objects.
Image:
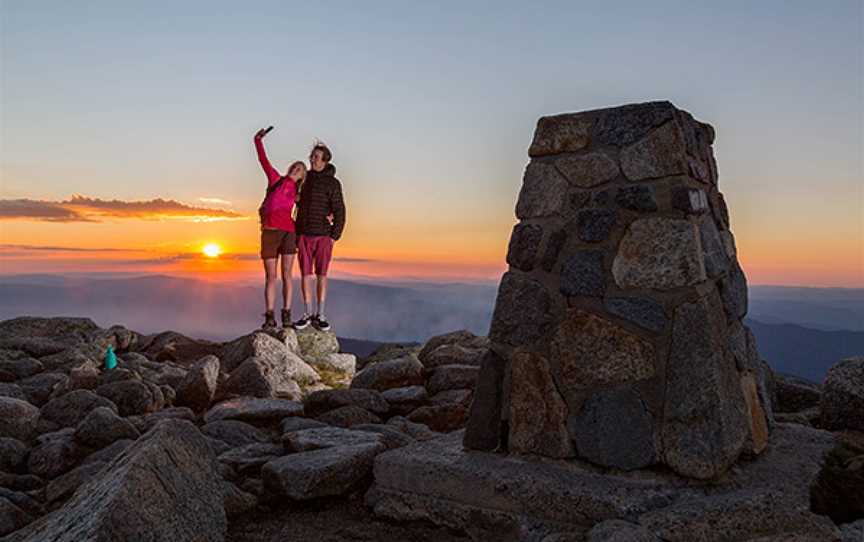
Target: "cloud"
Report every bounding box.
[198,197,233,206]
[0,244,127,252]
[0,199,91,222]
[0,196,247,223]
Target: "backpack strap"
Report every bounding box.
[267,176,288,195]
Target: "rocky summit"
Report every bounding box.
[0,103,860,541]
[0,315,481,541]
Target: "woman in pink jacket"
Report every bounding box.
[254,127,305,329]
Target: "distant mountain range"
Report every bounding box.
[0,273,861,382]
[748,285,864,332]
[744,318,864,382]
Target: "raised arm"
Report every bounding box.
[254,132,280,184]
[329,180,346,240]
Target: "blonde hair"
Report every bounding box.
[289,161,307,182]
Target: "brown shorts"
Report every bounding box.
[260,229,297,259]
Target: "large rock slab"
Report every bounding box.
[359,343,422,371]
[136,330,221,364]
[17,373,67,407]
[219,330,300,374]
[381,386,428,415]
[638,490,840,542]
[218,443,283,475]
[821,357,864,431]
[0,384,26,402]
[368,432,683,538]
[205,397,303,425]
[218,355,310,400]
[370,424,837,540]
[202,420,269,448]
[350,355,424,392]
[308,353,356,376]
[27,430,86,480]
[95,380,164,417]
[0,398,40,442]
[0,357,43,380]
[45,462,105,507]
[426,365,479,395]
[316,405,382,428]
[126,407,195,434]
[773,373,821,413]
[0,317,99,357]
[0,438,29,473]
[407,403,470,433]
[295,328,339,363]
[282,426,385,453]
[4,419,226,542]
[419,330,487,361]
[262,442,385,500]
[39,390,119,429]
[588,520,659,542]
[175,354,219,413]
[0,497,34,537]
[304,388,389,418]
[810,430,864,524]
[421,343,487,370]
[73,407,140,449]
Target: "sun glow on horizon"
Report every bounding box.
[202,243,222,258]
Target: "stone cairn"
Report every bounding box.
[464,101,772,479]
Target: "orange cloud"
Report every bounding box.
[0,196,246,222]
[0,199,90,222]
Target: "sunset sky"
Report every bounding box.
[1,1,862,286]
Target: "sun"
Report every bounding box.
[202,243,222,258]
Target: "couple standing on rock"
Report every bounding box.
[254,127,346,333]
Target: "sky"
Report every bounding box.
[1,1,862,286]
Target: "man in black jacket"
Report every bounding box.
[293,142,346,332]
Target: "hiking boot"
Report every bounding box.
[292,314,312,330]
[281,309,292,329]
[262,311,277,330]
[313,315,331,332]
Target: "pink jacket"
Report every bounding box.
[255,137,297,232]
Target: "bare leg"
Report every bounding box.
[316,275,328,315]
[280,254,295,310]
[301,275,314,316]
[263,258,278,313]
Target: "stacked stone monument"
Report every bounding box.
[464,101,772,479]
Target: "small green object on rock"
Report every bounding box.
[105,345,118,370]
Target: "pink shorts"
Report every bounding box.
[298,235,334,276]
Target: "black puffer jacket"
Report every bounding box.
[296,163,346,240]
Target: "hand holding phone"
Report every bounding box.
[255,126,274,139]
